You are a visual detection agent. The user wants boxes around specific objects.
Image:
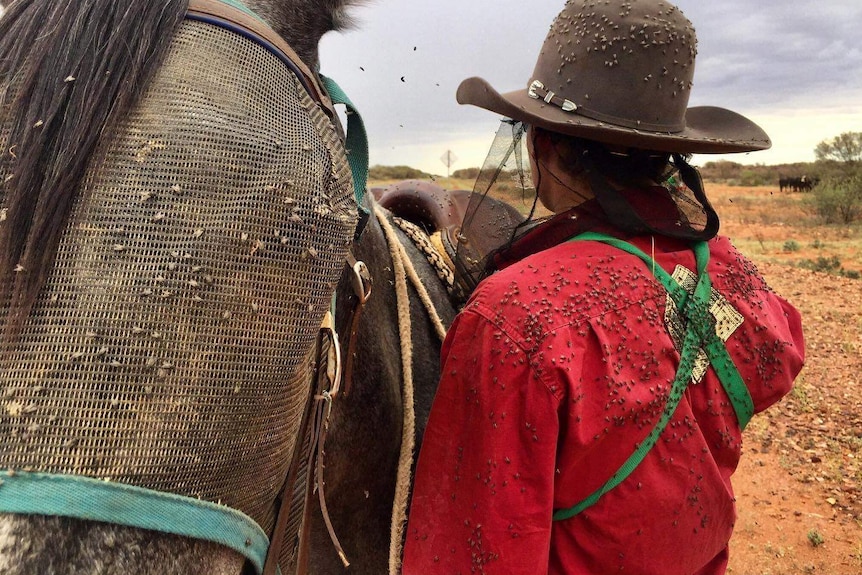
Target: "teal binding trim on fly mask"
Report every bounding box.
[0,470,276,575]
[187,2,370,223]
[320,75,370,217]
[552,232,754,521]
[216,0,261,19]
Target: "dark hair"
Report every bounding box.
[531,126,718,241]
[538,127,681,188]
[0,0,187,341]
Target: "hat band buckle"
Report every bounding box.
[527,79,685,134]
[528,80,578,112]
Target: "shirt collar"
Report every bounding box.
[491,185,685,272]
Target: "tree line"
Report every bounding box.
[369,132,862,224]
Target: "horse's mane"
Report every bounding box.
[0,0,188,340]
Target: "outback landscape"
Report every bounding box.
[708,183,862,575]
[373,172,862,574]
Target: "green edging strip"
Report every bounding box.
[0,470,270,574]
[215,0,263,21]
[553,233,754,520]
[320,75,370,213]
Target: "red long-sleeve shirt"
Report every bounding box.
[402,230,804,575]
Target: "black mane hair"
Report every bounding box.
[0,0,188,340]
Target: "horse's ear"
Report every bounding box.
[326,0,368,31]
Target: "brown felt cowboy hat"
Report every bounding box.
[457,0,770,154]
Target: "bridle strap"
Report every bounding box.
[285,253,370,573]
[262,316,348,575]
[186,0,336,121]
[0,470,271,573]
[295,389,349,574]
[319,76,371,227]
[295,322,350,574]
[262,353,319,575]
[341,253,373,397]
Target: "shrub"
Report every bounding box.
[799,256,842,273]
[797,256,861,280]
[740,169,771,187]
[807,528,825,547]
[368,165,431,181]
[451,167,480,180]
[783,240,800,252]
[807,175,862,224]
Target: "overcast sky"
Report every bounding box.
[320,0,862,175]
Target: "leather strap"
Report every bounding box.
[262,359,319,575]
[341,253,372,396]
[294,322,351,574]
[186,0,336,120]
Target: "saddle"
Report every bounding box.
[371,179,525,305]
[371,180,468,299]
[371,179,469,241]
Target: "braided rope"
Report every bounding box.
[391,216,457,296]
[375,205,449,575]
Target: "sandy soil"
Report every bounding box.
[718,192,862,573]
[540,182,862,573]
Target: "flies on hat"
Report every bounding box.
[457,0,770,154]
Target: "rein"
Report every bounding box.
[373,204,448,575]
[287,205,450,575]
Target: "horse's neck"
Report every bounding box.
[245,0,356,70]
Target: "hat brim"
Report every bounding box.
[457,77,771,154]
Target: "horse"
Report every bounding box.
[299,192,459,574]
[0,1,462,574]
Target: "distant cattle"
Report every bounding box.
[779,175,819,192]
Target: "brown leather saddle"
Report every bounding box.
[371,179,525,302]
[371,179,471,237]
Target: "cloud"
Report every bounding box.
[321,0,861,174]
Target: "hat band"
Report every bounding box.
[528,80,686,134]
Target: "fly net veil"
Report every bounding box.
[453,120,535,293]
[0,17,356,536]
[454,120,720,293]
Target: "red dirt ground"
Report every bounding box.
[649,182,862,573]
[725,250,862,572]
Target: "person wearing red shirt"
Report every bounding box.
[401,1,805,574]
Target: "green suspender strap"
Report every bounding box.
[552,232,754,521]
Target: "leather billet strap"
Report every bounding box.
[289,317,351,575]
[341,252,372,396]
[553,233,754,521]
[185,0,337,121]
